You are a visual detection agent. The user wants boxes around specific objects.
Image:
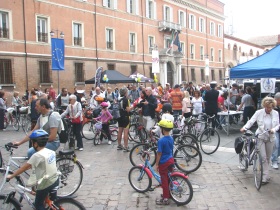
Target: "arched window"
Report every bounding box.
[242,52,245,56]
[249,49,253,56]
[233,44,237,60]
[256,51,259,56]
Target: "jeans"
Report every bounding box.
[28,141,60,158]
[243,106,254,124]
[271,132,280,163]
[73,123,83,149]
[101,123,111,141]
[173,110,182,121]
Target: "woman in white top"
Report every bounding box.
[240,97,279,184]
[182,91,191,119]
[191,90,204,116]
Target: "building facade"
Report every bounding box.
[0,0,225,94]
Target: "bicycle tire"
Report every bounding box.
[128,124,142,143]
[0,194,21,210]
[199,128,220,155]
[52,197,86,210]
[129,143,157,166]
[110,130,118,142]
[239,151,248,171]
[169,173,193,206]
[12,116,20,131]
[82,121,95,140]
[174,145,202,174]
[93,133,100,145]
[139,128,148,142]
[22,115,31,135]
[180,134,199,150]
[56,157,83,197]
[3,116,8,129]
[253,151,263,190]
[128,166,152,193]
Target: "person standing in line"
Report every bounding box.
[240,97,279,184]
[0,90,6,131]
[271,92,280,169]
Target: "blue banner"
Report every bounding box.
[51,38,65,70]
[174,33,182,52]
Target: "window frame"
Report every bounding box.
[129,32,137,53]
[218,49,222,62]
[36,15,49,43]
[190,44,195,59]
[39,60,52,84]
[210,21,215,36]
[199,17,205,33]
[163,5,172,22]
[200,45,204,60]
[74,62,84,83]
[0,10,11,39]
[178,10,186,27]
[189,14,196,30]
[72,22,84,47]
[218,24,223,38]
[0,59,13,84]
[148,35,155,54]
[210,48,214,62]
[106,28,114,50]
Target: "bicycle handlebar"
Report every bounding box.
[5,142,18,151]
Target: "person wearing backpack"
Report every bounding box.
[14,98,62,158]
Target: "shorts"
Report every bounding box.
[117,115,129,128]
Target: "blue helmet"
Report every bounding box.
[29,129,49,145]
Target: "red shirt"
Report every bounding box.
[169,89,184,110]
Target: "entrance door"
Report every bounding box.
[167,62,173,87]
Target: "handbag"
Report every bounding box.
[71,104,81,124]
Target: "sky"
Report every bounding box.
[220,0,280,39]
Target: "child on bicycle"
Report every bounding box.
[7,129,59,210]
[93,101,113,145]
[155,119,174,205]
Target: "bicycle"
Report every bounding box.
[128,110,147,143]
[238,129,265,190]
[18,106,31,135]
[93,120,118,145]
[128,151,193,206]
[0,142,84,198]
[3,109,20,131]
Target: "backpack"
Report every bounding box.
[112,98,124,120]
[48,111,69,144]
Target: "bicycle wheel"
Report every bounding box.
[174,145,202,173]
[22,115,31,135]
[93,132,101,145]
[0,194,21,210]
[82,121,95,140]
[253,151,263,190]
[11,115,20,131]
[56,157,83,197]
[139,128,148,142]
[239,150,248,171]
[53,197,86,210]
[110,130,118,142]
[169,174,193,206]
[128,166,152,193]
[129,143,157,166]
[128,124,142,143]
[180,134,199,150]
[3,116,8,129]
[199,128,220,155]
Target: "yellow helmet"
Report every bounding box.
[158,119,174,129]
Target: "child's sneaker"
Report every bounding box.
[108,140,112,145]
[117,144,123,150]
[155,198,169,205]
[123,146,130,152]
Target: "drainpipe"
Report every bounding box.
[94,0,98,68]
[141,0,145,76]
[22,0,28,89]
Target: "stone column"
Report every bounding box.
[160,61,167,85]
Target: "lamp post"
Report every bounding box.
[50,30,64,94]
[205,54,209,83]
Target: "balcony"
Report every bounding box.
[74,37,82,46]
[38,32,48,43]
[158,20,182,32]
[0,28,9,39]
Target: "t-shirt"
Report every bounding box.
[241,94,253,107]
[217,96,225,108]
[169,90,184,110]
[157,135,174,164]
[161,113,174,122]
[230,89,238,104]
[191,97,204,115]
[27,148,58,190]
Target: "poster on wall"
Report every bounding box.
[152,50,160,73]
[260,78,276,93]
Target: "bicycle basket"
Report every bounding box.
[19,106,29,114]
[234,137,244,154]
[94,122,102,130]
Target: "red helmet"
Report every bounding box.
[100,102,108,107]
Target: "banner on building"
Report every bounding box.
[152,50,160,73]
[51,38,65,70]
[261,78,276,93]
[95,67,103,87]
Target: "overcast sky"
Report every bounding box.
[220,0,280,39]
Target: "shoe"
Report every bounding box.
[117,144,124,150]
[271,162,279,169]
[123,146,130,152]
[108,140,112,145]
[78,148,83,151]
[262,180,269,185]
[75,147,79,150]
[238,165,247,171]
[97,140,101,145]
[155,198,169,205]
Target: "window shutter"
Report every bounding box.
[136,0,139,15]
[126,0,130,13]
[114,0,118,9]
[102,0,107,7]
[153,2,157,19]
[146,0,149,18]
[170,7,173,22]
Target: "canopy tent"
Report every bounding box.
[129,73,154,83]
[85,70,136,84]
[230,44,280,79]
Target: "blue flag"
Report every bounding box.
[174,32,182,52]
[51,38,65,70]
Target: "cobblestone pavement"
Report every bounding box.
[1,128,280,210]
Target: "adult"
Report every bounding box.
[0,90,6,131]
[116,87,132,152]
[217,92,228,112]
[187,81,196,97]
[14,98,61,158]
[29,90,37,105]
[129,84,140,103]
[105,86,115,103]
[48,86,56,100]
[56,88,70,113]
[61,94,83,151]
[169,84,184,116]
[229,83,239,106]
[90,87,105,109]
[182,91,192,119]
[165,83,172,93]
[271,92,280,169]
[240,97,279,184]
[237,87,255,124]
[191,90,204,116]
[157,83,164,97]
[12,91,22,108]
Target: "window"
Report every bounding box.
[218,24,223,38]
[73,23,82,46]
[180,42,185,54]
[200,46,204,60]
[131,65,137,75]
[163,5,172,22]
[127,0,139,15]
[191,68,196,81]
[178,11,186,27]
[148,36,154,54]
[189,14,196,30]
[129,33,136,53]
[75,63,84,82]
[211,69,215,81]
[37,17,48,43]
[250,49,253,56]
[146,0,156,19]
[200,68,205,82]
[190,44,195,59]
[0,11,9,39]
[218,50,222,62]
[39,61,51,83]
[103,0,117,9]
[210,48,214,62]
[219,70,223,81]
[106,28,114,50]
[210,22,215,36]
[233,45,237,60]
[107,63,115,70]
[199,17,205,33]
[181,68,185,82]
[0,59,13,84]
[165,36,171,49]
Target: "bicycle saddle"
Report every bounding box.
[59,150,75,156]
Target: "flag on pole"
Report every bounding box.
[51,38,65,70]
[95,67,103,87]
[169,31,176,49]
[174,32,182,52]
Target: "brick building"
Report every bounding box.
[0,0,225,95]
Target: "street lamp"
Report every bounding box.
[50,29,64,94]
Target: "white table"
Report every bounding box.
[217,111,243,135]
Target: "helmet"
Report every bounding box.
[162,103,173,114]
[94,95,104,102]
[158,119,174,129]
[29,129,49,145]
[100,102,108,107]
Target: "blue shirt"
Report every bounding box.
[157,136,174,164]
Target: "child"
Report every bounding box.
[155,119,174,205]
[7,130,59,210]
[93,101,113,145]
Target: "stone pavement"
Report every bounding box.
[0,128,280,210]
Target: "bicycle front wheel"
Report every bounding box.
[128,124,142,143]
[199,128,220,155]
[82,121,95,140]
[0,195,21,210]
[128,166,152,193]
[110,130,118,142]
[22,115,31,134]
[12,116,20,131]
[253,151,263,190]
[174,145,202,174]
[93,132,100,145]
[53,197,86,210]
[169,174,193,206]
[56,157,83,197]
[129,143,157,166]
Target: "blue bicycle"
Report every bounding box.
[128,151,193,206]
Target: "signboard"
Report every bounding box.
[260,78,276,93]
[152,50,160,73]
